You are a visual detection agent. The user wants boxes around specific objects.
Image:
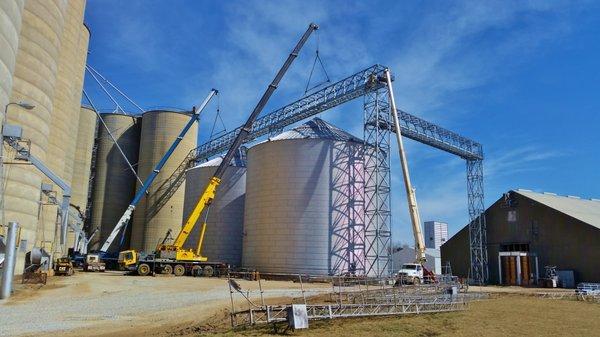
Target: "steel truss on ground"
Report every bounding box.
[231,296,466,326]
[159,64,487,282]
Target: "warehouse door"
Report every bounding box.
[499,251,538,286]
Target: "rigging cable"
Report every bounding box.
[304,29,331,95]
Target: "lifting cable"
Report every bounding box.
[304,30,331,95]
[86,65,146,114]
[82,90,146,188]
[208,93,227,141]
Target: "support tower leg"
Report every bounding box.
[363,88,392,277]
[467,159,488,284]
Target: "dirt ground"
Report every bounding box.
[1,272,598,337]
[177,295,600,337]
[0,271,329,337]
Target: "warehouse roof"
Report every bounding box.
[514,189,600,229]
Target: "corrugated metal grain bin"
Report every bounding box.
[242,118,365,275]
[183,156,246,267]
[89,113,141,252]
[130,110,198,252]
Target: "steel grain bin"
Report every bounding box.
[183,156,246,266]
[242,118,365,275]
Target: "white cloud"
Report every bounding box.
[388,1,576,119]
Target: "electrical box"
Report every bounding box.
[41,183,54,192]
[2,124,22,139]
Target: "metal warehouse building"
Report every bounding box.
[441,189,600,285]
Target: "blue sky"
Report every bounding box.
[84,1,600,244]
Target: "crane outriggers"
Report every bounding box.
[118,23,319,276]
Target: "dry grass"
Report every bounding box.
[182,295,600,337]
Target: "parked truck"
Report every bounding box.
[82,254,106,272]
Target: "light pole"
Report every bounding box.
[1,101,35,226]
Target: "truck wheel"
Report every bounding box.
[191,265,202,277]
[413,277,421,285]
[138,263,151,276]
[203,266,214,277]
[162,265,173,275]
[174,264,185,277]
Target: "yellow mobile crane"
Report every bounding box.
[119,23,319,277]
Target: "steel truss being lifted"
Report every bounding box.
[163,64,487,283]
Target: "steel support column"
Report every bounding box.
[363,88,392,276]
[467,158,487,284]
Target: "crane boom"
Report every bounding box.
[383,69,426,263]
[170,23,319,251]
[100,89,218,253]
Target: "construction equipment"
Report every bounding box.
[82,253,106,272]
[22,248,50,284]
[382,69,435,284]
[53,257,74,276]
[120,23,319,276]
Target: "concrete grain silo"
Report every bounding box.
[67,106,96,246]
[47,1,89,249]
[5,0,67,263]
[130,110,198,252]
[0,0,25,225]
[47,0,87,186]
[183,156,246,267]
[243,118,365,275]
[89,113,141,252]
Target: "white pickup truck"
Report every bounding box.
[396,263,425,284]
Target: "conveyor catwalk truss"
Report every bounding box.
[169,64,487,283]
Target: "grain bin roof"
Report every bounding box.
[270,117,362,142]
[514,189,600,229]
[191,151,246,170]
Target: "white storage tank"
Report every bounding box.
[242,118,365,275]
[182,155,246,267]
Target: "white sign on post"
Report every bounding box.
[287,304,309,329]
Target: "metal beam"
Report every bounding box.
[194,64,483,163]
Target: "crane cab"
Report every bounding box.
[118,250,137,268]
